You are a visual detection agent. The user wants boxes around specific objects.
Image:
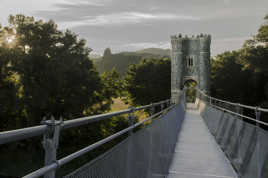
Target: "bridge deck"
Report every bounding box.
[167,104,238,178]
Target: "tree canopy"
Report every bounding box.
[211,14,268,108]
[124,58,171,106]
[0,15,127,177]
[0,15,118,130]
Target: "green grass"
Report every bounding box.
[110,98,130,111]
[110,98,149,121]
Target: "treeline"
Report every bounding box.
[0,15,122,131]
[211,14,268,108]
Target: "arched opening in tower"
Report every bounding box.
[183,79,197,103]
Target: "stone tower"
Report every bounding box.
[170,34,211,103]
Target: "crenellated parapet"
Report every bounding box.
[171,33,211,52]
[171,33,211,40]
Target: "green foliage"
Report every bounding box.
[211,14,268,108]
[0,45,20,130]
[211,51,252,103]
[124,58,171,106]
[184,80,197,103]
[256,15,268,43]
[0,14,127,136]
[99,69,123,110]
[0,15,110,128]
[0,15,128,177]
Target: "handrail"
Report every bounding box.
[0,125,48,145]
[22,104,175,178]
[197,89,268,126]
[197,89,268,112]
[0,99,170,145]
[211,104,268,127]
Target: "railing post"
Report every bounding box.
[42,116,62,178]
[255,107,262,178]
[182,89,186,110]
[150,103,155,116]
[126,107,135,178]
[235,103,242,167]
[209,96,212,106]
[161,103,164,111]
[128,107,135,135]
[196,89,200,108]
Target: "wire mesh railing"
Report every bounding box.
[197,89,268,178]
[0,99,177,178]
[63,103,185,178]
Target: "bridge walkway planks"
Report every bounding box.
[167,104,238,178]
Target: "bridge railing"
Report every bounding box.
[0,99,172,178]
[197,89,268,178]
[197,89,268,126]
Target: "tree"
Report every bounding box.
[124,58,171,106]
[211,14,268,107]
[0,30,20,130]
[239,14,268,72]
[238,14,268,105]
[0,14,118,129]
[256,15,268,43]
[0,14,129,177]
[210,51,252,103]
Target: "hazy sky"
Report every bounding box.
[0,0,267,56]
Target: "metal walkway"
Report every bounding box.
[168,104,238,178]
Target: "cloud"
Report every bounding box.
[58,12,200,28]
[30,0,268,56]
[211,36,250,56]
[56,0,107,7]
[123,41,170,50]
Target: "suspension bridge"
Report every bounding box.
[1,90,268,178]
[1,34,268,178]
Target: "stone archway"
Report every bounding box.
[183,79,198,103]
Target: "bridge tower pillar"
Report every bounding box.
[170,34,211,103]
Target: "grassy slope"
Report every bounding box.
[110,98,148,121]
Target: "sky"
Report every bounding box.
[0,0,267,56]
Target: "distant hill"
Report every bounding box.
[95,48,171,75]
[136,48,170,57]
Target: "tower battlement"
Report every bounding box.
[171,33,211,52]
[171,33,211,40]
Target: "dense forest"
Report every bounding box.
[0,13,267,177]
